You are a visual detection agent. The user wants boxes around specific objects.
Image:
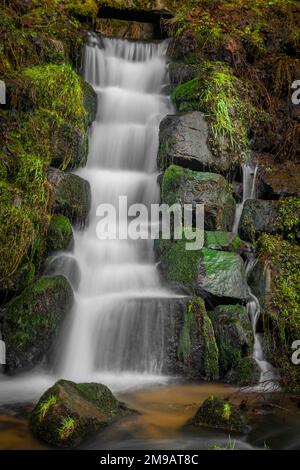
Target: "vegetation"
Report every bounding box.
[257,234,300,391]
[38,395,57,422]
[58,416,76,440]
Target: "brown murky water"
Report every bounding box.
[0,382,299,450]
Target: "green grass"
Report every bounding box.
[38,395,57,422]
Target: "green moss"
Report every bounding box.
[46,215,73,254]
[276,197,300,240]
[39,395,57,422]
[203,314,219,381]
[161,238,201,286]
[204,231,241,252]
[234,357,260,387]
[4,275,71,351]
[58,417,76,441]
[257,234,300,391]
[65,0,98,21]
[23,64,86,129]
[178,297,219,380]
[172,62,264,158]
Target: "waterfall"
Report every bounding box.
[54,35,175,387]
[233,161,278,390]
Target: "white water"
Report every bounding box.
[53,35,177,386]
[233,161,278,390]
[232,163,258,234]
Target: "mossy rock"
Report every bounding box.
[229,357,261,387]
[65,0,98,22]
[177,297,219,380]
[30,379,133,448]
[239,199,280,242]
[161,165,236,231]
[169,62,201,86]
[157,238,248,302]
[189,396,249,434]
[51,124,88,170]
[0,262,35,300]
[208,305,254,379]
[204,231,242,252]
[46,215,73,254]
[47,168,91,227]
[2,276,73,372]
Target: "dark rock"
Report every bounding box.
[30,379,133,448]
[2,276,73,372]
[169,62,200,86]
[47,168,91,227]
[189,396,249,433]
[161,165,236,231]
[238,199,280,241]
[51,124,88,170]
[257,159,300,199]
[158,112,239,173]
[208,305,253,379]
[46,215,73,254]
[44,254,81,291]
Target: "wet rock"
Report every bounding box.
[257,159,300,199]
[47,168,91,227]
[157,238,249,302]
[2,276,73,372]
[51,124,88,170]
[238,199,280,241]
[30,379,132,448]
[208,305,253,379]
[189,396,249,433]
[161,165,236,231]
[158,112,239,173]
[46,215,73,255]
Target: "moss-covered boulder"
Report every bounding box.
[257,159,300,199]
[159,112,235,173]
[177,297,219,380]
[46,215,73,254]
[208,305,253,379]
[161,165,235,231]
[51,124,88,170]
[189,396,249,433]
[47,168,91,227]
[239,199,280,241]
[30,379,133,448]
[2,276,73,372]
[157,239,248,302]
[228,357,261,387]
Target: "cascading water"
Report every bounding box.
[54,34,176,387]
[233,161,278,390]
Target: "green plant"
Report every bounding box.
[38,395,57,422]
[58,416,76,440]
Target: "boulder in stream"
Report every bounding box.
[189,396,249,433]
[30,379,133,448]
